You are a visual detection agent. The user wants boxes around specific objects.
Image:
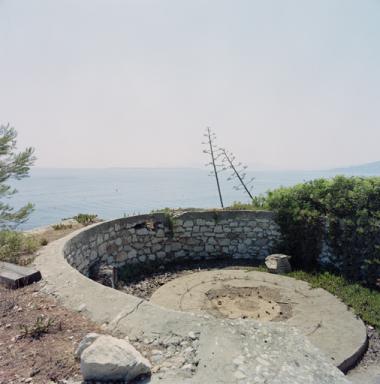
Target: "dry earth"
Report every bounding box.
[0,283,102,384]
[0,223,101,384]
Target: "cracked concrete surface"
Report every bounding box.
[111,299,145,330]
[150,269,367,371]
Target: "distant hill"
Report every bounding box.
[332,161,380,174]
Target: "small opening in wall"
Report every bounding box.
[133,220,160,231]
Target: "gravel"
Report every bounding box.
[356,325,380,368]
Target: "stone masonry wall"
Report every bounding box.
[63,211,281,276]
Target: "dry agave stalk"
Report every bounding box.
[219,148,254,200]
[203,127,255,206]
[202,127,225,208]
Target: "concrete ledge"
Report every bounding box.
[176,210,276,220]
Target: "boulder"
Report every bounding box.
[265,254,292,274]
[80,334,151,382]
[75,332,100,360]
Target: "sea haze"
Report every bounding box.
[8,167,380,230]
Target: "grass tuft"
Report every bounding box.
[51,223,72,231]
[19,315,55,339]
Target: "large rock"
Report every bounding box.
[79,334,151,382]
[75,332,100,360]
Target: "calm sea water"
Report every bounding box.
[8,167,380,230]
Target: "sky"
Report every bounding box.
[0,0,379,170]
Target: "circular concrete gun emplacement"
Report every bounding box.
[150,269,367,371]
[35,211,368,384]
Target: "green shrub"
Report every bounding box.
[19,316,55,339]
[0,231,39,263]
[40,238,48,246]
[264,180,327,271]
[23,234,39,254]
[232,176,380,287]
[0,231,23,261]
[73,213,98,226]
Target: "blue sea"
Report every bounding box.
[8,167,380,230]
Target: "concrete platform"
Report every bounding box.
[150,269,368,372]
[34,226,354,384]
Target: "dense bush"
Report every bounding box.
[0,231,39,263]
[231,176,380,287]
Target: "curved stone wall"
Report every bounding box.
[63,210,281,275]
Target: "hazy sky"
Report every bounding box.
[0,0,379,170]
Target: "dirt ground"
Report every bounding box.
[0,223,102,384]
[29,224,83,245]
[0,283,102,384]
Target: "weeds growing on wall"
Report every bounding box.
[231,176,380,288]
[150,208,177,236]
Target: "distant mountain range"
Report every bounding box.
[332,161,380,173]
